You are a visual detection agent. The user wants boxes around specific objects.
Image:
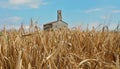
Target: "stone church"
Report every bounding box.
[43,10,68,30]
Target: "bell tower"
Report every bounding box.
[57,10,62,21]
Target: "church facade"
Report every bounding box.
[43,10,68,30]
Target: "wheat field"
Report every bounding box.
[0,25,120,69]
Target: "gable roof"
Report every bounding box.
[43,20,68,26]
[43,10,68,27]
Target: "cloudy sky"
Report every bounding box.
[0,0,120,29]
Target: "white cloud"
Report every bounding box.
[84,22,119,30]
[101,16,107,20]
[85,8,102,13]
[112,10,120,13]
[73,22,101,30]
[13,25,30,30]
[9,0,29,5]
[7,16,21,23]
[0,0,47,9]
[101,15,110,20]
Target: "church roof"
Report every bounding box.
[43,20,68,26]
[43,10,68,26]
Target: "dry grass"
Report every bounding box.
[0,25,120,69]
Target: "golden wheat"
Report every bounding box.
[0,25,119,69]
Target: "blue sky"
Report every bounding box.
[0,0,120,29]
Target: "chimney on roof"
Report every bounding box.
[57,10,62,21]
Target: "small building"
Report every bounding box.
[43,10,68,30]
